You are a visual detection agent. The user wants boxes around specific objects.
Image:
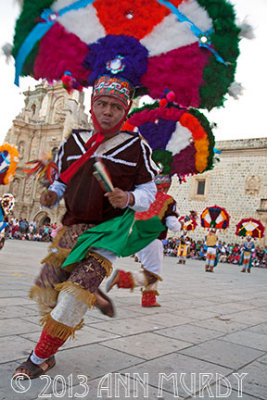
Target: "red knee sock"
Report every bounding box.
[35,329,66,359]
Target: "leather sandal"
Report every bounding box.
[13,353,56,379]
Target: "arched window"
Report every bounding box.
[42,216,51,225]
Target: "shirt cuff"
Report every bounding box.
[48,180,67,208]
[129,181,157,212]
[166,216,182,232]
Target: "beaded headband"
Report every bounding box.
[93,75,134,106]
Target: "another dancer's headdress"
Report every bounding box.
[200,204,230,231]
[123,91,215,182]
[179,211,198,232]
[0,193,15,234]
[0,194,15,215]
[236,218,265,239]
[0,144,19,185]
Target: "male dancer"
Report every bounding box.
[240,236,255,273]
[106,175,182,307]
[205,228,218,272]
[13,75,157,379]
[177,235,188,264]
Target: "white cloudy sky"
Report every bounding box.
[0,0,266,143]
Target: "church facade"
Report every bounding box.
[0,82,90,225]
[1,83,267,247]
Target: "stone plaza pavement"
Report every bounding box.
[0,240,267,400]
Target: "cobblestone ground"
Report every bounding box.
[0,240,267,400]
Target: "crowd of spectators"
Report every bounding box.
[3,217,58,242]
[2,219,267,268]
[163,237,267,268]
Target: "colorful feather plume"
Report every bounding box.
[0,143,19,185]
[123,94,215,179]
[235,218,265,239]
[23,152,58,187]
[0,193,15,233]
[12,0,241,109]
[0,193,15,216]
[200,204,230,230]
[179,210,198,231]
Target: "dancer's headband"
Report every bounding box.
[93,75,134,108]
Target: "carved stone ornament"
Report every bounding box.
[245,175,261,195]
[11,178,20,198]
[18,141,25,159]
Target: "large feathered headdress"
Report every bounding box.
[200,204,230,230]
[236,218,265,239]
[123,90,215,180]
[0,144,19,185]
[13,0,241,109]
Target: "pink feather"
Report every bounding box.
[141,43,210,108]
[34,23,90,83]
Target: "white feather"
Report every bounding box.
[52,0,76,12]
[166,123,192,154]
[2,43,13,63]
[141,0,213,57]
[13,0,23,9]
[238,19,255,40]
[141,14,197,56]
[52,2,105,44]
[228,81,244,100]
[178,0,213,32]
[204,213,211,224]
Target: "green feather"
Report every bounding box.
[12,0,54,76]
[152,150,173,175]
[128,101,160,117]
[197,0,240,109]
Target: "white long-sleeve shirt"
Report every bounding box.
[49,179,157,212]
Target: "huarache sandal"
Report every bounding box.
[13,353,56,379]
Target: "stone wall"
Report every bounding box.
[169,138,267,247]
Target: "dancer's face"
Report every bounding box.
[93,96,126,132]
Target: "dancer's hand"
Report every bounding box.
[40,190,58,207]
[105,188,134,209]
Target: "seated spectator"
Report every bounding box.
[197,246,206,260]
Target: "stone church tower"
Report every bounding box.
[0,82,90,225]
